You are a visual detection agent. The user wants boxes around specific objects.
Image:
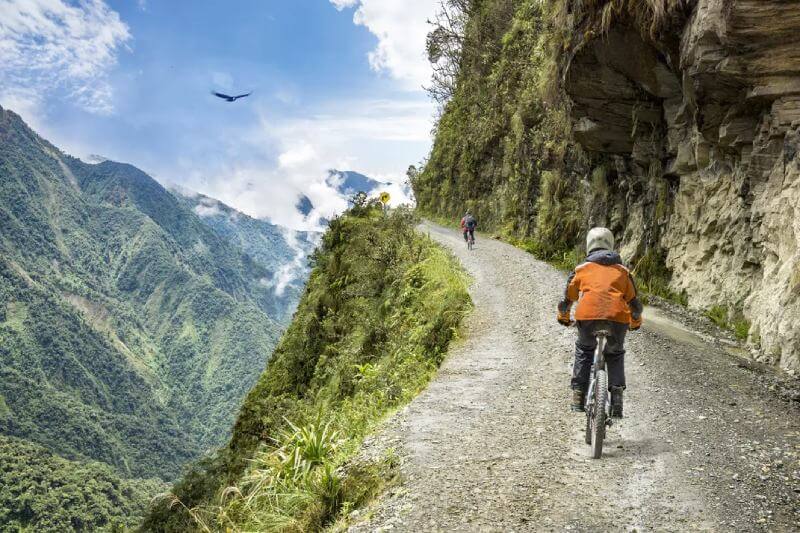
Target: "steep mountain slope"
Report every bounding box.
[414,0,800,372]
[0,104,296,490]
[173,190,318,322]
[144,203,471,531]
[327,170,384,196]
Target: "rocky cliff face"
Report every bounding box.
[563,0,800,372]
[414,0,800,373]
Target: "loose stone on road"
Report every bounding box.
[349,222,799,532]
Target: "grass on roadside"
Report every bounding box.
[705,305,750,341]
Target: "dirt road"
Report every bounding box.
[349,222,799,532]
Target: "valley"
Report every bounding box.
[0,106,316,528]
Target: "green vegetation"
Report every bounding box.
[145,200,472,532]
[173,191,319,322]
[705,305,750,341]
[629,250,688,306]
[415,0,685,302]
[414,0,578,257]
[0,435,166,531]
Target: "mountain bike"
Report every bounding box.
[466,229,475,250]
[584,328,613,459]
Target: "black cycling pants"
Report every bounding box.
[571,320,627,390]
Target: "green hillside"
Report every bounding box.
[144,200,471,531]
[172,190,318,322]
[0,105,308,529]
[414,1,577,255]
[414,1,692,300]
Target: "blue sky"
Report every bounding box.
[0,0,438,228]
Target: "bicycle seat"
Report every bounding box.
[594,330,611,338]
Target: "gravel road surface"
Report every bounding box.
[348,222,799,532]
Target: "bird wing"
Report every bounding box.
[212,91,232,99]
[233,92,252,99]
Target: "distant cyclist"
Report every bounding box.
[556,227,643,418]
[460,211,477,244]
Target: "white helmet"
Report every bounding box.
[586,227,614,253]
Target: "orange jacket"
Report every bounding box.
[558,250,642,324]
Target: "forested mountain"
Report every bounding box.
[173,190,318,322]
[0,105,312,528]
[0,435,166,531]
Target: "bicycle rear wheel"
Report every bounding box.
[584,411,592,445]
[591,370,608,459]
[584,380,594,444]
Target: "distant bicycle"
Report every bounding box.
[466,229,475,250]
[584,326,613,458]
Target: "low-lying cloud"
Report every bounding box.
[178,98,428,231]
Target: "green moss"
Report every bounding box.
[533,170,584,258]
[705,304,750,341]
[571,0,686,41]
[733,318,751,341]
[590,165,609,199]
[628,249,685,306]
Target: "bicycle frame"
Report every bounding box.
[583,328,613,458]
[585,330,609,413]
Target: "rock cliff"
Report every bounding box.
[414,0,800,372]
[563,0,800,372]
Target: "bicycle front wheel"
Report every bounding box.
[591,369,608,459]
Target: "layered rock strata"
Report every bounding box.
[564,0,800,372]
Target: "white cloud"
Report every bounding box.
[194,203,223,218]
[330,0,438,89]
[267,227,312,297]
[175,97,431,231]
[279,143,316,169]
[0,88,45,130]
[0,0,131,116]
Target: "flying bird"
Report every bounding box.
[212,91,252,102]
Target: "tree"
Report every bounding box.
[425,0,472,105]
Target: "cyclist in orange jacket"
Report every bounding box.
[556,227,643,418]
